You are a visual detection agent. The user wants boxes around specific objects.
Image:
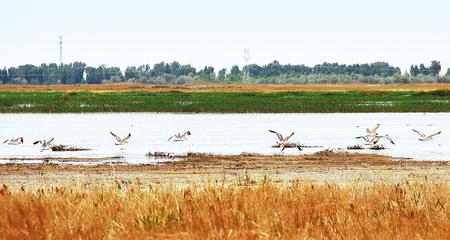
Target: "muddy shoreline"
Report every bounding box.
[0,152,449,190]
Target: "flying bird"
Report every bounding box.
[269,130,295,143]
[110,131,131,145]
[168,131,191,141]
[412,129,441,141]
[33,138,55,152]
[3,137,24,145]
[369,134,395,145]
[269,130,300,151]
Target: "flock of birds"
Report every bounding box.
[355,123,441,145]
[267,123,441,151]
[2,125,441,152]
[1,131,193,152]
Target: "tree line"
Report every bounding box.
[1,60,449,85]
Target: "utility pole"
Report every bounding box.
[58,35,63,66]
[243,48,250,83]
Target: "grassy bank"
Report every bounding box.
[0,90,449,113]
[0,181,449,239]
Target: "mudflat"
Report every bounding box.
[1,152,449,190]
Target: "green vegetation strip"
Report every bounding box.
[0,90,449,113]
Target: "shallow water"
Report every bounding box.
[0,113,448,164]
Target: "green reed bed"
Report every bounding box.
[0,90,448,113]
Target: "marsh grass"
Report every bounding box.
[347,144,364,150]
[0,90,448,113]
[51,144,91,151]
[0,180,449,239]
[369,145,386,150]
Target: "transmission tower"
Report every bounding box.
[58,36,63,66]
[243,48,250,83]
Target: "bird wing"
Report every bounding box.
[121,133,131,142]
[370,136,380,144]
[110,131,121,142]
[47,138,55,144]
[356,136,369,142]
[426,131,441,139]
[33,140,42,145]
[283,132,295,142]
[371,124,380,134]
[3,138,9,144]
[269,130,283,141]
[168,135,174,141]
[384,135,395,145]
[412,129,426,138]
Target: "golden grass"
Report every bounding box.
[0,180,449,240]
[0,83,449,93]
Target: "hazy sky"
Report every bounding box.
[2,0,449,73]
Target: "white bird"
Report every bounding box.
[3,137,24,145]
[412,129,441,141]
[365,124,381,135]
[369,134,395,145]
[168,131,191,141]
[33,138,55,152]
[269,130,294,143]
[269,130,299,151]
[110,131,131,145]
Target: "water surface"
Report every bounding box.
[0,113,448,164]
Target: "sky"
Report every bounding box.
[1,0,450,73]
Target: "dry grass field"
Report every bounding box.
[0,83,449,93]
[0,153,449,239]
[0,180,449,239]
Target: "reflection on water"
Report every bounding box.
[0,113,448,164]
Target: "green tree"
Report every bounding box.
[198,66,215,81]
[429,60,441,76]
[125,66,138,80]
[0,68,8,84]
[410,65,419,76]
[419,64,427,75]
[217,68,227,81]
[244,64,262,77]
[263,60,283,77]
[229,65,241,82]
[85,67,99,84]
[170,61,181,76]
